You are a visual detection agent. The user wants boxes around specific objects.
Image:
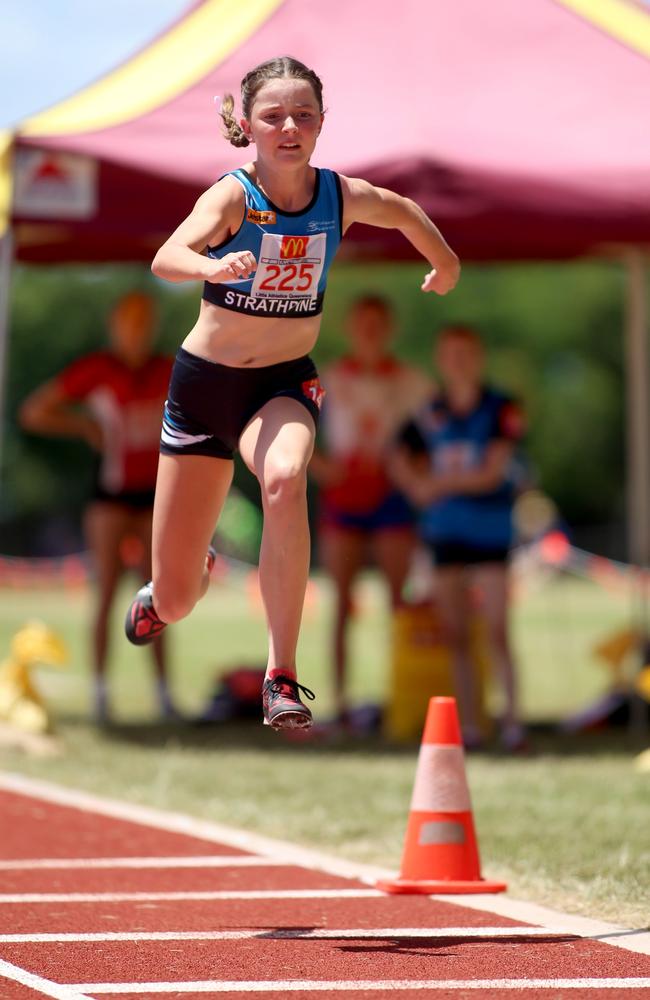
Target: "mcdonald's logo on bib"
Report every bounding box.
[280,235,308,259]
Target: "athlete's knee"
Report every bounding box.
[261,456,308,507]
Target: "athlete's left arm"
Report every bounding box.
[430,441,515,497]
[339,175,460,294]
[394,440,516,507]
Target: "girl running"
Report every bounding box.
[124,56,460,731]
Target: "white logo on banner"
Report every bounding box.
[13,149,97,219]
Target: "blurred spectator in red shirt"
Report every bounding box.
[20,291,174,724]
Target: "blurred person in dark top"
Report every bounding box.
[310,296,432,722]
[20,291,175,724]
[392,324,526,750]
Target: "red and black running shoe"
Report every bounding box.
[124,582,166,646]
[262,674,315,730]
[125,545,217,646]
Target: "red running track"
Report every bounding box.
[0,780,648,1000]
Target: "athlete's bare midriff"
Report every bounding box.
[182,298,322,367]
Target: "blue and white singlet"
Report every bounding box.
[404,388,526,550]
[203,167,343,318]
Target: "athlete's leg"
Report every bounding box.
[435,564,482,743]
[239,396,315,679]
[131,506,175,717]
[471,561,524,746]
[151,454,233,624]
[372,528,415,607]
[320,526,366,716]
[83,501,129,721]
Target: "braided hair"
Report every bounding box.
[220,56,324,147]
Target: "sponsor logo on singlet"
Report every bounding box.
[222,290,322,315]
[279,235,308,259]
[247,208,277,225]
[306,219,337,232]
[215,231,327,316]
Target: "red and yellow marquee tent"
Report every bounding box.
[0,0,648,566]
[1,0,650,263]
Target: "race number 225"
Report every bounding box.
[258,262,315,293]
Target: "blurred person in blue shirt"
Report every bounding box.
[392,324,526,751]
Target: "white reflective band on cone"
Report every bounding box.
[418,820,466,845]
[410,745,471,812]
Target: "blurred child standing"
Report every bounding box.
[393,324,526,750]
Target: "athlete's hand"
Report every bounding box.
[209,251,257,283]
[388,450,441,507]
[421,258,460,295]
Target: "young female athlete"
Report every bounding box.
[310,295,432,722]
[124,56,460,731]
[20,291,174,724]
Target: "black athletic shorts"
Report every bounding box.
[429,541,510,567]
[92,484,156,510]
[160,347,324,460]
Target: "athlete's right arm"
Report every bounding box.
[151,176,257,284]
[19,380,103,450]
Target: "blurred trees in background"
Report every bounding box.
[1,259,627,557]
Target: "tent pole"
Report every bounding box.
[624,249,650,734]
[0,226,14,479]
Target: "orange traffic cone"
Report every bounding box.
[377,696,506,894]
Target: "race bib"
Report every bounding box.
[250,232,326,304]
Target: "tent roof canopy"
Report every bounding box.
[5,0,650,262]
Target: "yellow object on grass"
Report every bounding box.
[385,602,492,742]
[0,621,68,734]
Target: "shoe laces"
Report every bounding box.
[267,675,315,702]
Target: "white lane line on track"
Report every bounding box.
[435,893,650,956]
[0,856,285,871]
[0,958,92,1000]
[0,771,391,883]
[2,771,649,958]
[0,926,578,943]
[66,978,650,993]
[0,889,382,904]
